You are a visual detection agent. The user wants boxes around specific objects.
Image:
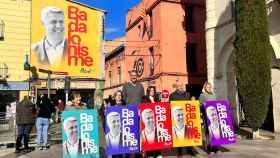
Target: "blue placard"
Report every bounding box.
[105,105,140,155]
[62,110,99,158]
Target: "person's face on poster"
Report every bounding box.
[108,114,121,136]
[174,109,185,129]
[43,12,64,43]
[65,120,79,141]
[206,106,219,127]
[143,110,155,132]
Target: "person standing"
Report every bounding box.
[122,70,145,105]
[199,81,217,104]
[36,95,55,150]
[169,81,190,101]
[111,90,126,106]
[15,96,36,153]
[142,86,162,158]
[64,92,87,111]
[169,81,195,156]
[55,99,64,123]
[110,90,125,158]
[122,70,144,158]
[142,86,160,103]
[199,81,219,154]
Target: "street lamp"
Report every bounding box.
[24,54,30,70]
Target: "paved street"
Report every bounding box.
[1,139,279,158]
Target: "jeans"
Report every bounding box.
[36,117,49,146]
[16,124,33,150]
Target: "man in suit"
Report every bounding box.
[172,106,188,140]
[106,112,122,148]
[32,6,67,66]
[63,117,82,157]
[141,108,157,144]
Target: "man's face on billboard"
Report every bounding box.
[108,114,121,135]
[143,110,154,131]
[174,109,185,129]
[65,120,78,141]
[43,12,64,42]
[207,107,219,125]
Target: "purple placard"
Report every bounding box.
[204,100,236,146]
[105,105,140,155]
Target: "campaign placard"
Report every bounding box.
[204,100,236,146]
[170,101,202,147]
[62,110,99,158]
[139,102,173,151]
[105,105,139,155]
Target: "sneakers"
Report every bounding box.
[23,148,32,153]
[38,146,43,150]
[15,149,21,153]
[43,146,48,150]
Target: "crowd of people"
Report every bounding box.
[14,91,88,153]
[14,69,218,157]
[101,70,219,158]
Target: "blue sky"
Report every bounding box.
[76,0,141,40]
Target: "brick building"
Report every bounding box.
[104,0,207,98]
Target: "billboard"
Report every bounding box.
[139,102,173,151]
[203,100,236,146]
[62,110,100,158]
[105,105,140,155]
[170,101,202,147]
[31,0,104,78]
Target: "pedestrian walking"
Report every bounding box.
[15,96,36,153]
[36,95,55,150]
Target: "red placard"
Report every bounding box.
[139,102,173,151]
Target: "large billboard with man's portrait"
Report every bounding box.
[31,0,104,78]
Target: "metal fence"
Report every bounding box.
[0,112,16,145]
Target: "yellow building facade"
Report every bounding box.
[0,0,31,103]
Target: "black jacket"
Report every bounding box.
[37,96,55,119]
[169,90,190,101]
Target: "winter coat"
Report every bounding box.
[16,98,36,125]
